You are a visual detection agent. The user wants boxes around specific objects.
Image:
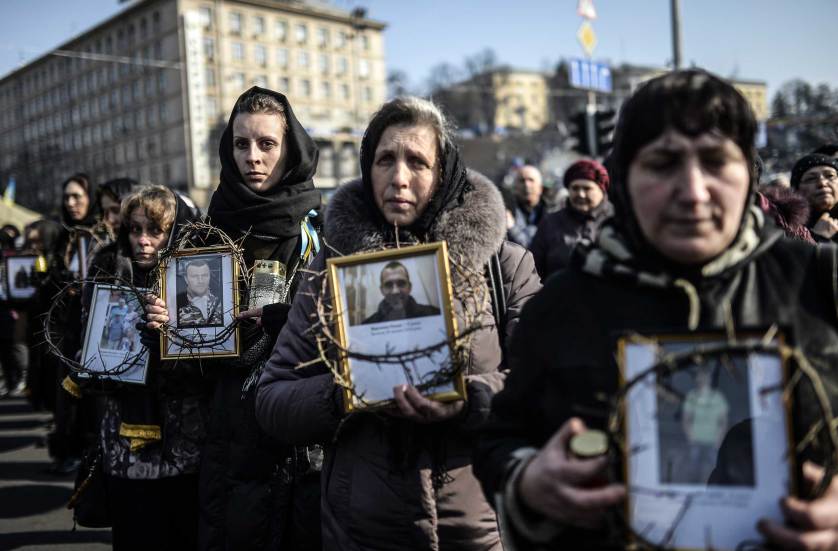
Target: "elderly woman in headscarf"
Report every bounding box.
[255,96,541,550]
[474,69,838,550]
[144,87,323,550]
[529,159,613,280]
[790,153,838,243]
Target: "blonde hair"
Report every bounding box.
[120,185,177,233]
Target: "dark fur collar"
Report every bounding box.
[324,170,506,269]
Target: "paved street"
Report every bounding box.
[0,398,111,550]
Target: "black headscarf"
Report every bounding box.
[358,109,472,237]
[60,173,98,228]
[208,87,321,241]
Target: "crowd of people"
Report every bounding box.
[1,68,838,550]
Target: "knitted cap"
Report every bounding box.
[790,154,838,189]
[564,159,610,192]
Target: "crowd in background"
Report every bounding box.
[1,69,838,550]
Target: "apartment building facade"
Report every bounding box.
[0,0,386,212]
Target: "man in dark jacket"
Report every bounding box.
[362,261,440,324]
[507,165,546,248]
[475,70,838,550]
[529,159,613,280]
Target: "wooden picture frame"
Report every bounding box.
[327,242,465,412]
[617,332,793,550]
[159,245,240,359]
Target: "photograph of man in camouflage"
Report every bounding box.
[176,256,223,328]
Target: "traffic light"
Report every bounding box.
[570,109,616,158]
[594,109,616,156]
[571,111,595,156]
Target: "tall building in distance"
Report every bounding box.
[0,0,386,211]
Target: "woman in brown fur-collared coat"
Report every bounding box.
[255,97,541,550]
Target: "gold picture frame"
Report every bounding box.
[616,331,794,551]
[327,242,465,412]
[159,245,240,360]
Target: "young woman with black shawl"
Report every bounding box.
[145,87,323,550]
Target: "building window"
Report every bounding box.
[253,74,268,87]
[205,68,216,87]
[203,37,215,60]
[145,77,154,96]
[318,54,329,75]
[320,81,330,99]
[206,97,218,117]
[300,79,311,97]
[231,42,244,62]
[132,80,142,100]
[278,77,290,92]
[276,48,288,68]
[336,56,347,76]
[160,102,168,121]
[253,16,265,36]
[158,72,167,92]
[254,45,267,66]
[229,12,242,34]
[335,31,347,48]
[297,51,309,70]
[358,59,369,78]
[295,24,308,44]
[198,6,213,29]
[147,105,157,127]
[275,20,287,41]
[361,34,370,51]
[317,27,329,47]
[231,72,245,90]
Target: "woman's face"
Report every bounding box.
[371,124,440,226]
[232,112,287,192]
[127,208,169,268]
[568,179,605,214]
[627,129,751,265]
[100,193,122,232]
[63,181,90,222]
[798,165,838,214]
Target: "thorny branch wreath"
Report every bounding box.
[299,238,493,412]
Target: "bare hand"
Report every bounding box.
[144,294,169,330]
[506,210,516,230]
[517,417,625,529]
[391,385,465,423]
[236,306,263,327]
[758,461,838,550]
[813,213,838,240]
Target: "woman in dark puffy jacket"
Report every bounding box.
[145,87,323,550]
[475,69,838,551]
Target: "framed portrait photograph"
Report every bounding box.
[6,255,38,300]
[160,246,239,359]
[327,242,464,412]
[79,284,149,384]
[618,333,792,551]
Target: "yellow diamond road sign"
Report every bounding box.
[577,21,597,57]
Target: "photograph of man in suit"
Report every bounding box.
[362,261,440,324]
[177,258,223,327]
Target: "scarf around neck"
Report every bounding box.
[573,205,778,330]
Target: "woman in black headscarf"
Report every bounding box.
[145,87,323,550]
[255,96,541,551]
